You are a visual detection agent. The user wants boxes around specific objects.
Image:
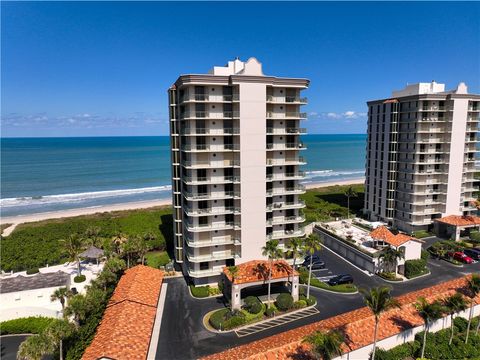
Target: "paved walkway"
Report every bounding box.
[235,307,319,337]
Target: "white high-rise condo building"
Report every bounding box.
[168,58,309,284]
[364,81,480,233]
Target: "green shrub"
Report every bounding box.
[0,316,55,335]
[208,286,221,296]
[74,275,86,283]
[189,285,210,298]
[208,309,247,330]
[378,272,401,281]
[26,268,39,275]
[404,259,428,279]
[209,309,230,330]
[265,307,276,317]
[294,300,307,309]
[275,293,294,311]
[243,296,263,314]
[300,294,316,306]
[373,341,420,360]
[470,230,480,242]
[225,314,246,329]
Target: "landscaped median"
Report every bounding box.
[204,294,316,331]
[298,268,358,294]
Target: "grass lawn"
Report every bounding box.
[1,206,173,272]
[145,251,171,269]
[300,184,364,224]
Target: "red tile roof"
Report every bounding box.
[223,260,298,285]
[370,226,417,247]
[436,215,480,227]
[201,275,480,360]
[82,265,164,360]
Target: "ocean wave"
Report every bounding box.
[0,185,172,207]
[304,169,364,179]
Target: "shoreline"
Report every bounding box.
[0,177,364,236]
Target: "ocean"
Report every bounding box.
[0,135,366,217]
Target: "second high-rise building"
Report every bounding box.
[169,58,309,284]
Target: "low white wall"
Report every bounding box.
[336,302,480,360]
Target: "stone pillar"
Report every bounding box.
[291,276,299,301]
[231,284,241,310]
[454,227,461,241]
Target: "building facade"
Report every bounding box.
[364,81,480,233]
[168,58,309,284]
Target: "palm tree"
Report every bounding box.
[104,257,126,275]
[465,273,480,343]
[120,237,136,268]
[360,286,400,360]
[95,268,117,291]
[227,265,239,311]
[304,329,344,360]
[262,239,283,309]
[442,292,468,345]
[414,297,445,359]
[379,247,404,275]
[112,232,128,255]
[133,235,151,265]
[17,334,52,360]
[303,233,322,299]
[286,237,303,282]
[64,294,88,327]
[61,234,84,276]
[84,226,101,246]
[50,287,71,313]
[44,319,74,360]
[344,186,357,219]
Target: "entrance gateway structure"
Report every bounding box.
[222,260,299,310]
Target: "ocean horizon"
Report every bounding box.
[1,134,367,217]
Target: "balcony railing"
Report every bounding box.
[184,206,241,216]
[180,111,240,119]
[183,191,241,200]
[184,221,241,232]
[266,142,306,150]
[267,228,305,240]
[182,159,240,168]
[266,185,306,196]
[181,128,240,135]
[266,112,307,119]
[185,236,241,248]
[182,175,240,184]
[186,250,240,262]
[266,127,307,134]
[181,144,240,151]
[266,157,306,166]
[267,215,305,225]
[266,95,307,103]
[266,171,306,180]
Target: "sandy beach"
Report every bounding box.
[0,177,364,236]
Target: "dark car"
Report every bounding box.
[463,248,480,261]
[328,274,353,286]
[302,255,325,269]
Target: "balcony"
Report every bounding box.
[267,215,305,226]
[185,235,241,248]
[182,175,240,185]
[184,206,241,216]
[186,250,240,263]
[266,95,307,104]
[183,191,241,201]
[266,171,306,181]
[180,93,240,103]
[266,142,307,151]
[181,127,240,135]
[184,221,241,232]
[180,111,240,119]
[187,267,223,278]
[267,200,306,211]
[182,159,240,168]
[267,228,305,240]
[266,157,306,166]
[181,144,240,152]
[266,127,307,135]
[266,112,307,119]
[267,185,306,196]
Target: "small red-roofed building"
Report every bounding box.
[434,214,480,240]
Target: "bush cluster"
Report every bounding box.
[0,316,55,335]
[275,293,294,311]
[404,258,428,279]
[243,296,263,314]
[377,272,401,281]
[265,306,277,317]
[74,275,86,283]
[299,294,316,306]
[208,309,246,330]
[294,300,307,309]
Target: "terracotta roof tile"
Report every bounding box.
[201,275,480,360]
[435,215,480,227]
[370,226,417,247]
[82,265,163,360]
[223,260,297,285]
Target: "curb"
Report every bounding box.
[0,333,33,338]
[300,283,359,295]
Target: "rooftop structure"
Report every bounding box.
[434,214,480,241]
[82,265,164,360]
[0,271,69,294]
[168,58,309,285]
[364,81,480,233]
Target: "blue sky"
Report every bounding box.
[2,1,479,137]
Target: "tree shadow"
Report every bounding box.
[159,214,174,259]
[252,263,269,282]
[286,345,315,360]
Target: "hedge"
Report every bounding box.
[74,275,86,283]
[275,293,294,311]
[0,316,55,335]
[404,258,428,279]
[26,268,39,275]
[208,309,247,330]
[243,296,263,314]
[189,285,210,298]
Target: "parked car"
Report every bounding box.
[463,248,480,261]
[448,251,473,264]
[304,255,320,263]
[328,274,353,286]
[303,258,326,270]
